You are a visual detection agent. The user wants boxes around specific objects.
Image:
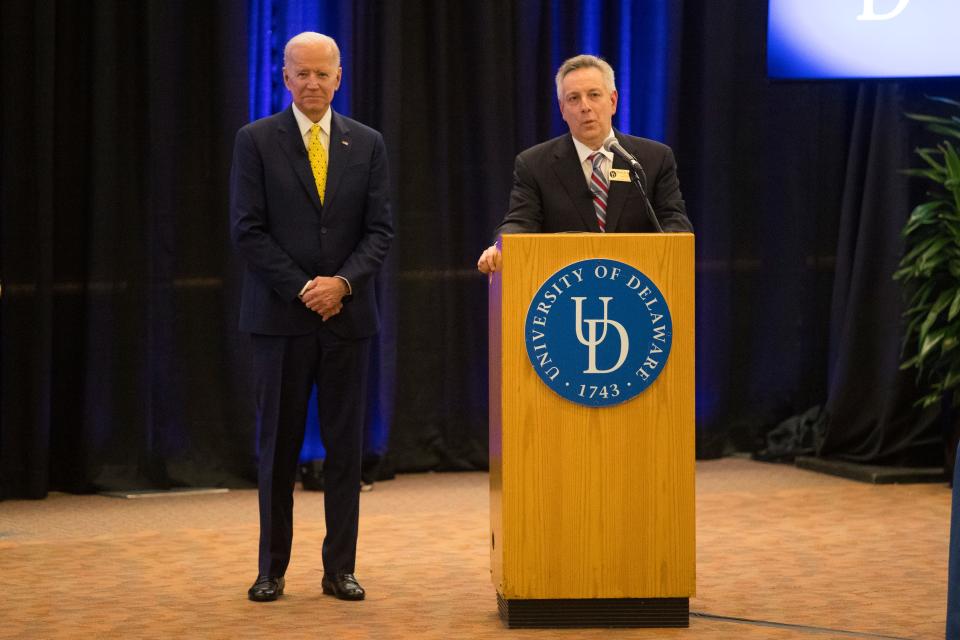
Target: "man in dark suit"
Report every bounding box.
[477,54,691,273]
[230,32,393,602]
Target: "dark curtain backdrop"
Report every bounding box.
[3,0,955,500]
[674,1,950,463]
[818,83,945,465]
[1,1,253,498]
[674,0,851,455]
[379,0,686,471]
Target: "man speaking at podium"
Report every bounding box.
[477,54,692,274]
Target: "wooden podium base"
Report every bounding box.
[496,593,689,628]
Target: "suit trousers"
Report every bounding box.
[251,328,370,578]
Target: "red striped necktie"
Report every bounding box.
[589,152,609,232]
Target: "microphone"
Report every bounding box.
[603,138,644,175]
[602,138,663,233]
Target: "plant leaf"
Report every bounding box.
[930,124,960,142]
[921,329,945,358]
[906,113,957,125]
[897,96,960,407]
[903,168,947,183]
[927,95,960,109]
[949,289,960,321]
[916,147,947,172]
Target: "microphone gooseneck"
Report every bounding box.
[602,138,663,233]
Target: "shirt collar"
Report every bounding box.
[572,129,616,165]
[291,102,333,138]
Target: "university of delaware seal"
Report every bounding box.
[524,258,672,407]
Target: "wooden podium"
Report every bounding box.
[488,233,695,628]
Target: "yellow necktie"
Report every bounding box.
[307,123,328,204]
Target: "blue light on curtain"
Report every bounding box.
[616,0,632,129]
[546,0,674,142]
[246,0,363,462]
[245,0,688,462]
[621,0,672,140]
[248,0,351,121]
[580,0,601,56]
[612,0,673,140]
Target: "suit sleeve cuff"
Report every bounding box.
[335,275,352,296]
[297,280,311,300]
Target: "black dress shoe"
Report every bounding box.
[321,573,365,601]
[248,575,284,602]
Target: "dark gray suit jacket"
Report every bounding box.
[495,131,691,236]
[230,107,393,338]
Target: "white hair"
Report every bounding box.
[555,54,616,102]
[283,32,341,67]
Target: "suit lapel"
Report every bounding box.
[276,107,323,214]
[322,112,352,220]
[552,135,601,232]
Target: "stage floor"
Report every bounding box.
[0,458,948,639]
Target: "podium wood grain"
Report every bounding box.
[489,233,695,600]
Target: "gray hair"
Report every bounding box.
[555,54,616,102]
[283,32,341,67]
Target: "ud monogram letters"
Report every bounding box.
[525,259,673,408]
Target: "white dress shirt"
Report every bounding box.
[291,102,332,152]
[571,129,616,187]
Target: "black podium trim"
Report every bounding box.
[496,593,689,628]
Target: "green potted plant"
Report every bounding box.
[895,97,960,418]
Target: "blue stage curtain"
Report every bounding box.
[245,0,676,470]
[358,0,682,471]
[1,0,255,498]
[246,0,392,463]
[513,0,678,141]
[248,0,351,120]
[6,0,953,502]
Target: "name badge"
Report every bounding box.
[608,169,632,183]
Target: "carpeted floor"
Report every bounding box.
[0,458,949,639]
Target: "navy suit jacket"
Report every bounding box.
[230,107,393,338]
[495,131,692,236]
